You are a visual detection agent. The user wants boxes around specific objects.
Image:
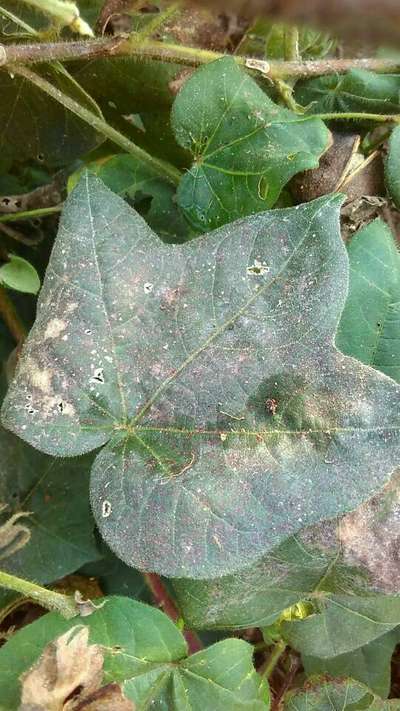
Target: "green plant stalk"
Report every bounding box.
[262,638,286,679]
[315,111,400,123]
[0,570,78,618]
[284,26,300,62]
[2,37,400,79]
[0,5,37,34]
[0,205,62,223]
[10,65,182,186]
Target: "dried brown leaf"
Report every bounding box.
[18,626,134,711]
[0,504,31,561]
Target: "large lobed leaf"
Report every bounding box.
[0,596,268,710]
[2,174,400,579]
[172,56,330,230]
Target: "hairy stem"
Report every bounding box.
[0,570,78,618]
[0,286,27,343]
[10,65,181,186]
[1,37,400,79]
[144,573,203,654]
[315,111,400,124]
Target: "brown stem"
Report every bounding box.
[144,573,203,655]
[271,653,301,710]
[0,286,27,343]
[1,38,400,79]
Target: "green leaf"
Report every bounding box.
[386,124,400,208]
[0,65,102,165]
[336,219,400,382]
[2,175,400,579]
[283,677,400,710]
[0,255,40,294]
[281,595,400,658]
[69,154,194,242]
[172,514,400,655]
[295,70,400,115]
[171,56,330,230]
[0,425,100,583]
[0,596,268,710]
[238,18,335,60]
[302,629,400,698]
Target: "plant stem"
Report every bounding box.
[262,639,286,679]
[1,37,400,79]
[0,570,78,618]
[284,26,300,62]
[0,286,27,343]
[144,573,203,654]
[0,206,62,223]
[315,111,400,123]
[10,65,181,186]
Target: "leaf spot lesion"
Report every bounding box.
[246,259,270,276]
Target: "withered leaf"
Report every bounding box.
[18,626,133,711]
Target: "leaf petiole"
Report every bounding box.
[0,569,78,618]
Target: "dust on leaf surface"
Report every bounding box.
[1,173,400,579]
[171,56,330,230]
[282,676,400,710]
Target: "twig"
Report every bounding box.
[143,573,203,654]
[0,569,78,618]
[0,286,27,343]
[9,65,182,187]
[1,37,400,79]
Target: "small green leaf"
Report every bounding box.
[302,629,400,698]
[69,154,194,242]
[172,56,330,230]
[336,218,400,382]
[0,255,40,294]
[0,596,268,710]
[283,677,400,710]
[386,124,400,208]
[2,175,400,579]
[295,69,400,115]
